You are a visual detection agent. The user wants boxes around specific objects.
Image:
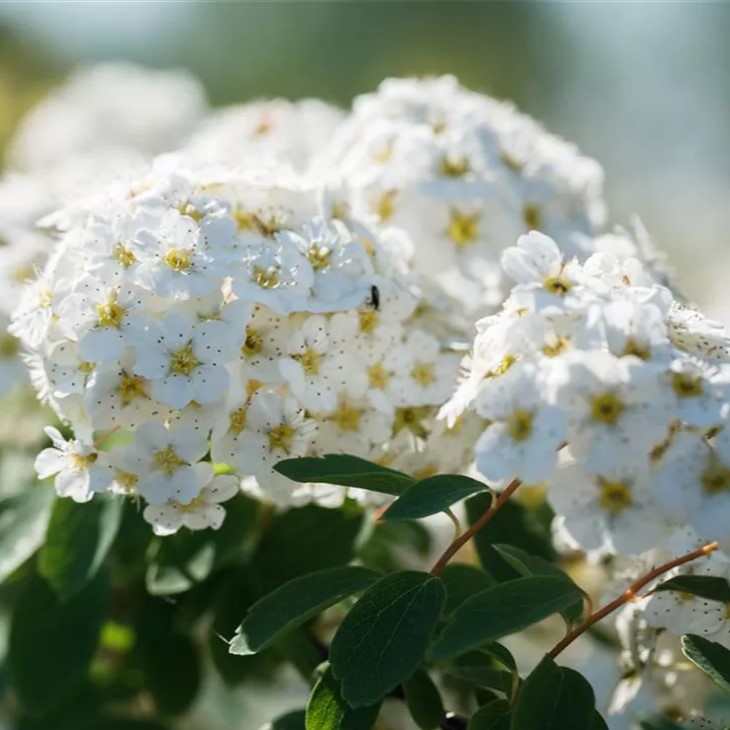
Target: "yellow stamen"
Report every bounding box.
[368,363,390,389]
[591,393,625,425]
[153,446,185,476]
[506,410,533,442]
[411,362,436,387]
[268,424,295,452]
[447,209,479,247]
[598,479,633,513]
[169,344,200,376]
[164,248,191,272]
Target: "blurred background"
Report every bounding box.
[1,2,729,316]
[0,3,728,726]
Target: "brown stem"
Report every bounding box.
[547,541,719,660]
[430,478,522,576]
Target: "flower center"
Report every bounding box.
[114,243,137,268]
[332,401,361,431]
[359,310,379,334]
[306,244,332,271]
[523,204,543,230]
[368,363,390,389]
[242,328,264,357]
[298,348,320,375]
[96,297,126,329]
[447,209,479,247]
[117,371,147,405]
[153,446,185,476]
[268,424,295,452]
[229,407,247,434]
[411,362,436,387]
[375,190,397,222]
[71,451,98,470]
[623,338,650,360]
[506,410,534,442]
[543,336,570,357]
[233,206,254,232]
[439,155,470,178]
[393,406,431,438]
[671,371,703,398]
[701,461,730,494]
[543,275,571,296]
[252,266,280,289]
[598,479,633,513]
[590,392,625,425]
[169,344,201,376]
[164,248,191,272]
[115,470,138,492]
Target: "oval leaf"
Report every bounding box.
[306,666,381,730]
[0,488,54,583]
[275,454,414,496]
[230,566,379,655]
[511,656,595,730]
[441,564,494,616]
[330,570,446,707]
[382,475,489,521]
[270,710,306,730]
[470,699,512,729]
[39,494,122,601]
[681,634,730,694]
[403,668,445,730]
[655,575,730,603]
[429,576,584,661]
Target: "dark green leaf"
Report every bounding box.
[231,566,379,656]
[382,475,489,521]
[0,488,54,583]
[251,504,364,594]
[357,520,432,574]
[446,666,513,694]
[306,666,381,730]
[330,570,446,707]
[146,493,259,595]
[470,699,512,729]
[441,564,494,615]
[136,604,201,716]
[39,495,122,601]
[429,576,584,661]
[274,454,414,496]
[9,569,109,715]
[271,710,306,730]
[466,495,556,582]
[655,575,730,603]
[681,634,730,694]
[482,643,517,673]
[511,656,595,730]
[590,711,610,730]
[403,668,445,730]
[492,545,584,624]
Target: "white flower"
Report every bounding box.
[124,422,208,504]
[472,363,565,484]
[35,426,111,502]
[132,312,231,409]
[143,463,239,536]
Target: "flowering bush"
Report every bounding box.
[1,64,729,730]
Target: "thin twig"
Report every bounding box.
[430,478,522,576]
[547,541,719,660]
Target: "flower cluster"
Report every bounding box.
[443,230,730,555]
[14,159,471,533]
[320,75,608,314]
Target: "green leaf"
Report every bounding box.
[39,494,122,601]
[654,575,730,603]
[446,666,513,694]
[357,520,432,574]
[8,568,109,715]
[470,699,512,729]
[403,668,445,730]
[382,475,489,521]
[271,710,306,730]
[482,643,518,674]
[231,566,379,655]
[511,656,595,730]
[466,495,556,582]
[274,454,414,496]
[146,493,259,595]
[429,576,584,661]
[330,570,446,707]
[491,545,584,624]
[251,503,364,594]
[136,603,202,716]
[441,564,494,615]
[681,634,730,694]
[270,710,306,730]
[590,711,610,730]
[306,666,381,730]
[0,487,54,583]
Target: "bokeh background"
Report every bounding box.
[0,2,729,727]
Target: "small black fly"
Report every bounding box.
[366,285,380,311]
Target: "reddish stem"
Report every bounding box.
[430,478,522,576]
[547,541,719,660]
